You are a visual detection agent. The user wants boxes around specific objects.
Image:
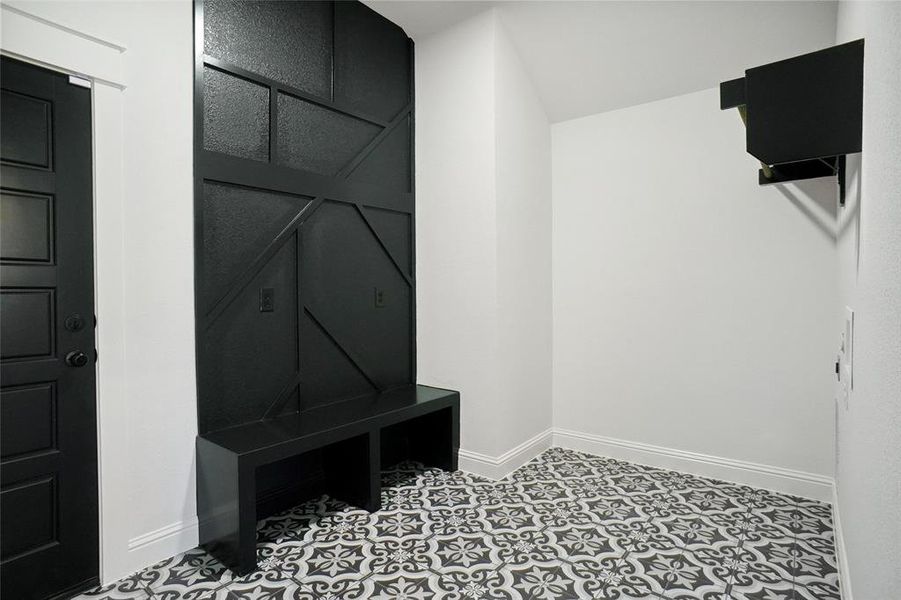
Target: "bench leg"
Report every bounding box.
[367,431,382,512]
[324,432,381,513]
[197,440,258,575]
[235,464,258,575]
[412,405,460,472]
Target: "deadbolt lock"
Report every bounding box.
[64,314,85,332]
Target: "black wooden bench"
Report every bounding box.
[196,384,459,574]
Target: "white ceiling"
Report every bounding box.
[365,0,496,38]
[365,1,839,123]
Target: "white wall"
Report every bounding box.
[834,2,901,597]
[416,10,552,465]
[6,0,197,582]
[415,10,500,458]
[493,16,553,456]
[8,0,888,587]
[552,88,839,482]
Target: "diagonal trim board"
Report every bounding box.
[201,197,319,329]
[262,371,304,419]
[198,103,414,428]
[203,54,390,129]
[353,204,413,286]
[303,305,385,389]
[201,103,413,329]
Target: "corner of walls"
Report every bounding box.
[832,2,901,597]
[492,9,554,458]
[458,428,553,480]
[550,86,838,489]
[415,8,500,460]
[831,484,853,600]
[420,0,858,523]
[416,8,553,471]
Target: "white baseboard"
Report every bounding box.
[459,428,553,480]
[117,429,839,586]
[553,428,835,502]
[114,518,198,584]
[832,485,853,600]
[116,430,552,581]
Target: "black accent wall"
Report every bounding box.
[194,0,414,435]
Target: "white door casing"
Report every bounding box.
[1,2,130,583]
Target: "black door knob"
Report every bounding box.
[65,351,89,368]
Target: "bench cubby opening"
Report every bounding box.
[196,385,459,574]
[380,406,458,473]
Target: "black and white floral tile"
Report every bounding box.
[72,448,840,600]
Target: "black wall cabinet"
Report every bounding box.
[720,39,863,201]
[194,0,415,435]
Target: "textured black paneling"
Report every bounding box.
[303,201,411,386]
[348,116,411,193]
[202,181,309,309]
[276,93,381,176]
[196,0,414,434]
[203,67,269,161]
[0,90,50,168]
[0,384,55,459]
[1,191,54,263]
[0,476,56,559]
[334,1,411,121]
[0,290,54,360]
[200,238,299,434]
[299,311,377,411]
[204,0,332,98]
[362,206,412,275]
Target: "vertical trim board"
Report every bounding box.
[1,1,136,585]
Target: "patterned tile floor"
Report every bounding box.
[73,447,840,600]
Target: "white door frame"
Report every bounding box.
[1,2,131,583]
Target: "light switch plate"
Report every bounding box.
[260,288,274,312]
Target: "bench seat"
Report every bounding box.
[196,384,460,574]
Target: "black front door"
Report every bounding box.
[1,57,99,600]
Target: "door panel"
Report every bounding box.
[1,190,55,262]
[0,57,98,600]
[0,289,55,359]
[0,383,56,458]
[0,89,52,169]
